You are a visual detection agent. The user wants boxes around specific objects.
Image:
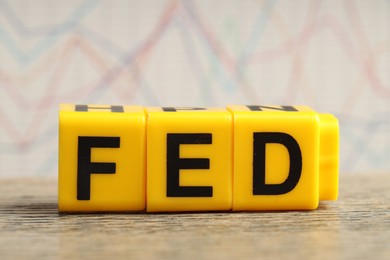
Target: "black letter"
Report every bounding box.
[162,107,206,112]
[77,136,120,200]
[253,132,302,195]
[76,104,124,112]
[167,133,212,197]
[247,105,297,111]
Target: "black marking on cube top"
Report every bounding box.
[162,107,207,112]
[75,105,124,112]
[247,105,298,112]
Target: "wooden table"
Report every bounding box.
[0,174,389,259]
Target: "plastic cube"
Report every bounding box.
[146,107,232,212]
[58,104,146,212]
[228,105,338,211]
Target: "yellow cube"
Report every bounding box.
[146,107,232,212]
[58,104,146,212]
[227,105,338,211]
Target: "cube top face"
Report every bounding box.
[146,107,227,113]
[58,104,146,212]
[60,104,145,113]
[145,107,232,212]
[228,105,316,114]
[228,105,320,211]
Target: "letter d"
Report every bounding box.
[253,132,302,195]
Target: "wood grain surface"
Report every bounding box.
[0,174,389,259]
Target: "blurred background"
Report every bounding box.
[0,0,388,177]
